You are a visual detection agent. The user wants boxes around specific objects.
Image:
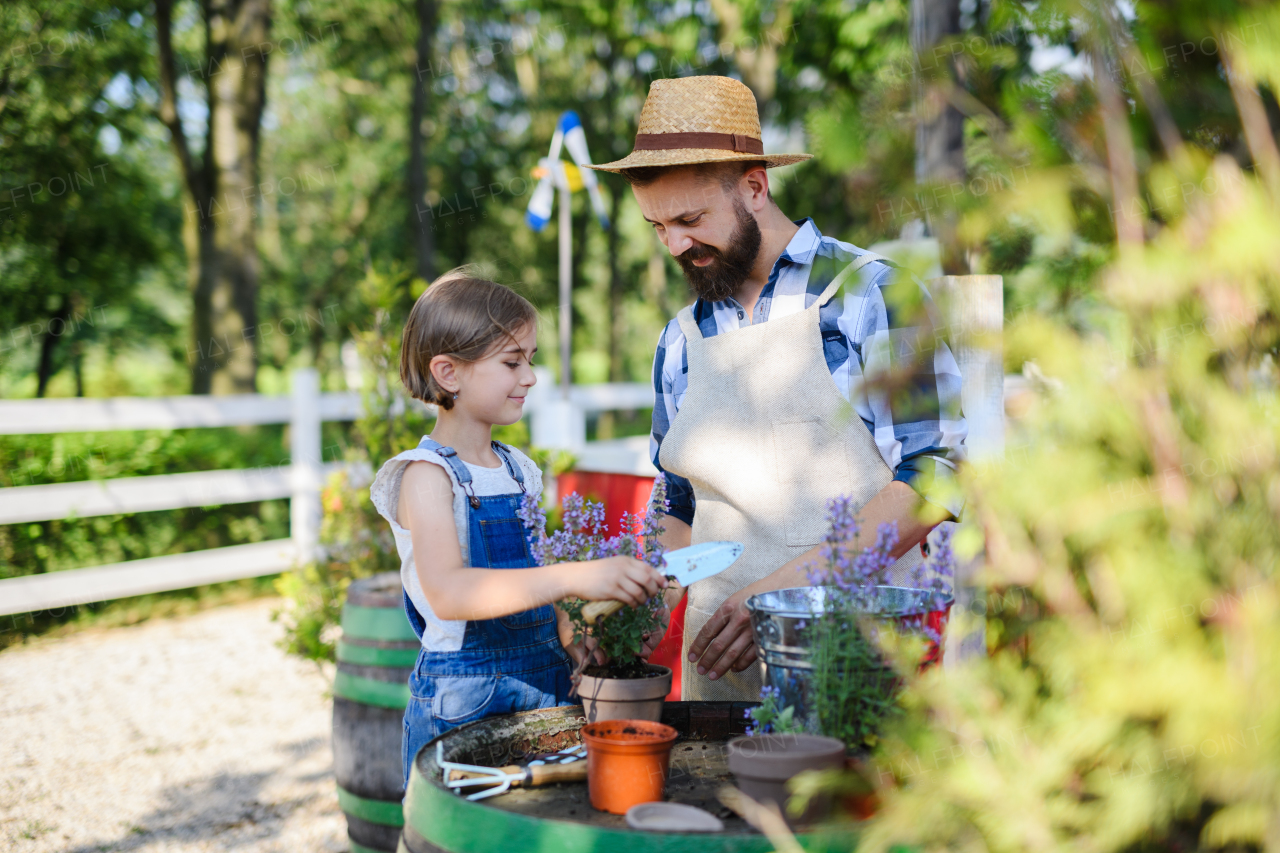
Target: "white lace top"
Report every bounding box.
[369,442,544,651]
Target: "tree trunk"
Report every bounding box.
[208,0,269,393]
[156,0,270,394]
[707,0,792,102]
[409,0,437,284]
[35,297,71,398]
[912,0,968,275]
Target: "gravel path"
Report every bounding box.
[0,599,350,852]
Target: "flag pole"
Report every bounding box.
[557,161,572,401]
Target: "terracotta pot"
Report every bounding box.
[727,733,846,825]
[581,719,679,815]
[576,664,671,723]
[840,756,881,820]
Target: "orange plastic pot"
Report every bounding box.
[580,719,679,815]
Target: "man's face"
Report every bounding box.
[632,166,763,303]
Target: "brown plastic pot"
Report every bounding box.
[581,719,679,815]
[576,664,672,723]
[727,733,846,825]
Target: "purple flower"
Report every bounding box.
[806,497,956,618]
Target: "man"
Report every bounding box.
[588,75,966,701]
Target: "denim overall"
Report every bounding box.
[400,437,573,785]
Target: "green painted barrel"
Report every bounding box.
[333,572,419,853]
[397,702,858,853]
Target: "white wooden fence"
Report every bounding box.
[0,371,654,617]
[0,275,1005,621]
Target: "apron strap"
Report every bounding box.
[417,436,481,508]
[490,441,527,493]
[675,305,702,342]
[813,251,890,308]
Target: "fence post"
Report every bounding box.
[290,368,322,564]
[931,275,1004,668]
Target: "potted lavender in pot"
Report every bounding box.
[743,496,955,745]
[519,475,673,723]
[729,496,956,823]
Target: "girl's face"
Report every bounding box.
[454,324,537,425]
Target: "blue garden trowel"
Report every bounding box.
[580,541,743,623]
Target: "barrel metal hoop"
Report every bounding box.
[337,784,405,828]
[338,640,421,668]
[342,605,419,642]
[352,841,397,853]
[334,671,411,709]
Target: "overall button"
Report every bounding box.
[737,310,744,319]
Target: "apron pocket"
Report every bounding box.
[432,674,502,723]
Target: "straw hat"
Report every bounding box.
[586,76,811,173]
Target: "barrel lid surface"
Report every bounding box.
[403,704,857,853]
[346,572,406,609]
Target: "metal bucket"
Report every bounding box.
[745,586,953,733]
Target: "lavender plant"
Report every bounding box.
[744,685,806,736]
[802,498,955,747]
[519,474,669,680]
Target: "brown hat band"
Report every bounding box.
[633,131,764,155]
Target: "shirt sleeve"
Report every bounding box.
[841,262,967,519]
[649,320,696,526]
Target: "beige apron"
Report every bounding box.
[660,254,924,701]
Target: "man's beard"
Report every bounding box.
[674,198,762,303]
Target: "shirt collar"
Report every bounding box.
[777,218,824,268]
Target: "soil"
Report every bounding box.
[621,726,638,734]
[583,659,661,680]
[0,599,345,852]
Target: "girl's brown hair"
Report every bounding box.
[399,269,537,410]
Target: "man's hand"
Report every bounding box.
[639,601,671,660]
[687,590,757,680]
[565,634,605,669]
[556,605,604,669]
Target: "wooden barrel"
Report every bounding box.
[333,572,418,853]
[398,702,858,853]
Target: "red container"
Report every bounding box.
[893,601,953,670]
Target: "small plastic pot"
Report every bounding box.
[581,719,679,815]
[727,733,846,825]
[577,664,672,723]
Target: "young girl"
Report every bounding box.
[370,270,666,786]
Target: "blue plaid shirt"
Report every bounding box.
[650,219,967,524]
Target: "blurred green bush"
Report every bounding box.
[854,140,1280,853]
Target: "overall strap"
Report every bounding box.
[417,436,481,509]
[490,441,527,493]
[814,251,891,307]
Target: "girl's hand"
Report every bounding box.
[575,556,666,606]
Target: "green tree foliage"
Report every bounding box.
[0,2,180,397]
